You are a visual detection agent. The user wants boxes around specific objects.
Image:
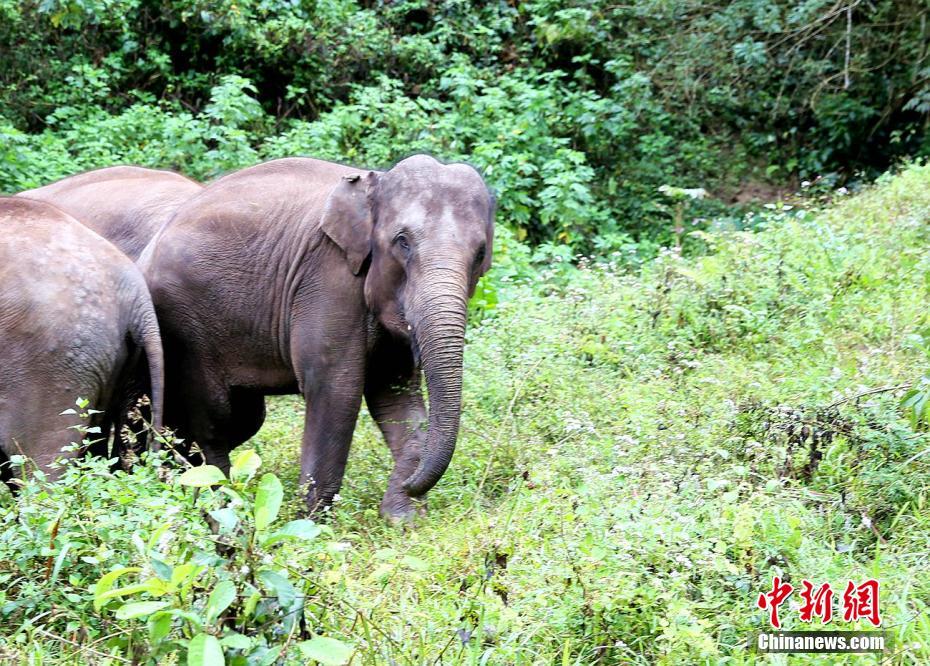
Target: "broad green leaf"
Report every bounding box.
[366,562,394,582]
[131,533,146,557]
[230,449,261,482]
[188,633,224,666]
[218,486,244,504]
[148,611,173,643]
[168,608,204,631]
[262,519,321,546]
[242,588,261,619]
[192,550,226,567]
[297,636,354,665]
[115,600,171,620]
[208,507,239,533]
[97,580,167,605]
[146,523,172,551]
[93,567,141,610]
[257,569,296,608]
[219,633,250,650]
[253,473,283,531]
[902,388,929,427]
[256,646,282,665]
[50,542,72,584]
[150,557,173,581]
[204,580,237,624]
[171,563,206,590]
[401,555,429,571]
[178,465,227,487]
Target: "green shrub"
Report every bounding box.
[2,0,927,249]
[1,438,354,664]
[2,163,930,663]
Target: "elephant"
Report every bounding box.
[0,197,164,489]
[142,154,494,520]
[17,166,203,261]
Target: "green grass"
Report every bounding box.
[3,164,930,664]
[239,163,930,663]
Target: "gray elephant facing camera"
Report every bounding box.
[142,154,494,520]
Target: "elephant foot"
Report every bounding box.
[380,493,426,526]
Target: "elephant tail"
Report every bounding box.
[129,295,165,438]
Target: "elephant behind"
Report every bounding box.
[16,166,203,261]
[0,197,164,488]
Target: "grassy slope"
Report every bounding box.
[250,165,930,664]
[5,165,928,665]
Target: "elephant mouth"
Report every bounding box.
[393,302,422,367]
[409,327,422,368]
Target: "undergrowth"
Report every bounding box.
[2,164,930,663]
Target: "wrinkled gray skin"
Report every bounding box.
[0,198,164,488]
[143,155,494,520]
[15,166,200,448]
[17,166,203,261]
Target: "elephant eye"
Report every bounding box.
[395,234,410,252]
[474,244,486,266]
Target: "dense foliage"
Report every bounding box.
[3,164,930,663]
[2,0,928,251]
[2,2,930,662]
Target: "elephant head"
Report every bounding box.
[320,154,495,497]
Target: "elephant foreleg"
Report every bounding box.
[300,376,364,516]
[365,344,427,522]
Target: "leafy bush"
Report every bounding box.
[7,163,930,663]
[1,440,356,664]
[1,0,928,250]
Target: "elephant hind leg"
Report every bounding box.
[170,383,265,474]
[227,388,267,449]
[161,342,266,472]
[177,397,234,472]
[192,392,265,473]
[85,410,117,467]
[189,389,267,471]
[159,347,234,470]
[108,341,154,465]
[0,445,14,494]
[0,412,12,491]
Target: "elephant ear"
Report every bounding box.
[320,172,378,275]
[479,192,497,276]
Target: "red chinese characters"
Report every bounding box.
[799,580,833,624]
[758,578,883,628]
[842,579,882,627]
[757,576,793,629]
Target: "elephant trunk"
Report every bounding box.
[402,265,469,497]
